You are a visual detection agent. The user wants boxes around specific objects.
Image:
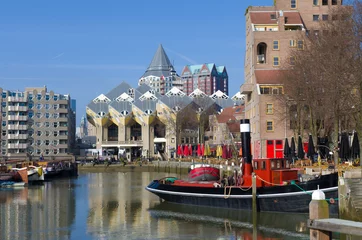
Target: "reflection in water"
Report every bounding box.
[0,180,76,240]
[0,172,316,240]
[148,202,309,240]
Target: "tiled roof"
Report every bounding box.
[284,12,303,25]
[216,105,245,133]
[255,70,286,84]
[250,12,278,24]
[249,11,302,25]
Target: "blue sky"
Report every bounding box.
[0,0,271,126]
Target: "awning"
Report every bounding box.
[154,138,167,143]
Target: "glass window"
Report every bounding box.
[36,104,42,110]
[37,131,42,136]
[45,140,50,146]
[28,130,33,136]
[28,94,33,100]
[2,92,7,98]
[45,131,50,136]
[289,40,296,47]
[313,15,320,21]
[273,57,280,66]
[267,121,274,131]
[291,0,297,8]
[36,140,42,146]
[1,102,6,107]
[45,149,50,155]
[332,0,337,4]
[53,122,58,128]
[45,113,50,118]
[313,0,318,5]
[53,113,59,118]
[297,40,304,50]
[322,0,328,5]
[322,15,328,21]
[53,95,58,101]
[53,149,58,155]
[45,95,50,101]
[290,56,296,65]
[29,103,33,109]
[36,112,42,118]
[37,94,42,100]
[273,40,279,50]
[53,131,58,137]
[28,111,34,118]
[35,122,42,127]
[2,121,6,127]
[45,104,50,110]
[266,104,273,114]
[53,104,59,110]
[53,140,58,145]
[45,122,50,127]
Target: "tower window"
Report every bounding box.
[291,0,297,8]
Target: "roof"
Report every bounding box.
[284,12,303,25]
[141,44,176,78]
[249,11,302,25]
[182,63,226,75]
[216,105,245,133]
[255,70,286,84]
[249,12,278,24]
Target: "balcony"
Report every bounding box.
[8,115,28,121]
[8,106,28,111]
[257,54,265,64]
[102,140,143,147]
[240,83,254,94]
[8,143,28,149]
[8,134,28,139]
[7,96,27,102]
[8,125,28,130]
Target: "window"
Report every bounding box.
[45,140,50,146]
[297,40,304,50]
[45,113,50,118]
[37,131,42,136]
[36,104,42,110]
[54,131,58,137]
[36,112,42,118]
[36,149,41,154]
[289,40,297,47]
[53,95,58,101]
[313,0,319,5]
[53,140,58,145]
[266,104,274,114]
[45,122,50,127]
[290,56,296,65]
[2,92,6,98]
[273,56,280,66]
[273,40,279,50]
[267,121,274,131]
[313,15,320,21]
[53,104,59,110]
[45,149,50,155]
[45,131,50,136]
[53,122,58,128]
[45,95,50,101]
[37,94,42,100]
[322,15,328,21]
[1,102,6,107]
[1,121,5,127]
[53,149,58,155]
[36,140,42,146]
[291,0,297,8]
[28,103,33,109]
[45,104,50,110]
[270,14,276,20]
[322,0,328,5]
[53,113,59,118]
[35,122,42,127]
[332,0,337,4]
[260,86,284,95]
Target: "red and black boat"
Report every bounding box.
[146,119,338,213]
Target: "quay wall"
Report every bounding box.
[339,169,362,222]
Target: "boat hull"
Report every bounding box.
[146,173,339,214]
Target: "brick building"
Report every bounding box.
[240,0,345,158]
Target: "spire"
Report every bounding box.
[141,44,175,78]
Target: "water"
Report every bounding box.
[0,171,316,240]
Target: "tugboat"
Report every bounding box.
[146,119,338,213]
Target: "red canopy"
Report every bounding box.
[188,144,193,156]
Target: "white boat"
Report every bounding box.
[27,166,44,182]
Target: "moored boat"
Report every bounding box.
[146,119,339,213]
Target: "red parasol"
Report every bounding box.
[201,144,205,156]
[222,145,228,159]
[197,144,202,156]
[177,145,183,157]
[183,144,189,156]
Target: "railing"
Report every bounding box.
[8,134,28,139]
[7,115,28,121]
[7,125,28,130]
[7,106,28,111]
[257,54,265,64]
[8,143,28,149]
[7,97,27,102]
[102,140,143,146]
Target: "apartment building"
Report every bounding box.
[0,87,76,161]
[181,64,229,96]
[240,0,344,158]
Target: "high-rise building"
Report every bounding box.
[240,0,345,158]
[0,86,76,161]
[138,44,183,95]
[181,64,228,96]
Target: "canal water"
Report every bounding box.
[0,171,323,240]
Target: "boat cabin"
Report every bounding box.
[252,158,298,187]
